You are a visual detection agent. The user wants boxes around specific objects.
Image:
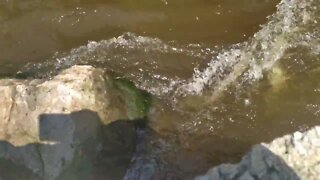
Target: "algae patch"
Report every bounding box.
[113,78,152,120]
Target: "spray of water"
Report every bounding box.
[178,0,318,103]
[19,0,319,102]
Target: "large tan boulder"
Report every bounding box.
[0,65,125,146]
[0,65,143,179]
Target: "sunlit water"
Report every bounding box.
[0,0,319,179]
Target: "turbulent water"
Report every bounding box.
[1,0,320,178]
[181,0,320,95]
[16,0,319,97]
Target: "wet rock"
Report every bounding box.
[198,168,220,180]
[238,172,254,180]
[59,119,138,180]
[196,126,320,179]
[124,128,173,180]
[113,78,152,120]
[0,65,151,179]
[265,126,320,180]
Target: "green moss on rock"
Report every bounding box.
[113,78,152,120]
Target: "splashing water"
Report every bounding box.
[13,0,318,139]
[13,0,318,122]
[178,0,319,101]
[165,0,320,136]
[19,32,218,96]
[17,0,319,104]
[4,0,320,178]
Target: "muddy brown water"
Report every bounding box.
[1,0,320,179]
[0,0,278,65]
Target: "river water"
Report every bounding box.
[0,0,319,179]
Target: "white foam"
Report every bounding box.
[20,0,319,100]
[178,0,319,99]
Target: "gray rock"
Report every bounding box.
[195,167,221,180]
[196,126,320,180]
[238,172,254,180]
[247,145,268,178]
[265,126,320,180]
[218,164,238,179]
[124,128,172,180]
[0,65,142,179]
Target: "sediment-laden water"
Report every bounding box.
[0,0,319,178]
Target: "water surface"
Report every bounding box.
[1,0,319,179]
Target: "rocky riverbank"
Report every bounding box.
[0,65,151,179]
[0,65,319,180]
[196,126,320,180]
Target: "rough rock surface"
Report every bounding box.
[124,128,174,180]
[196,126,320,180]
[0,65,125,146]
[0,65,135,179]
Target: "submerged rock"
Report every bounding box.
[196,126,320,180]
[0,65,152,179]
